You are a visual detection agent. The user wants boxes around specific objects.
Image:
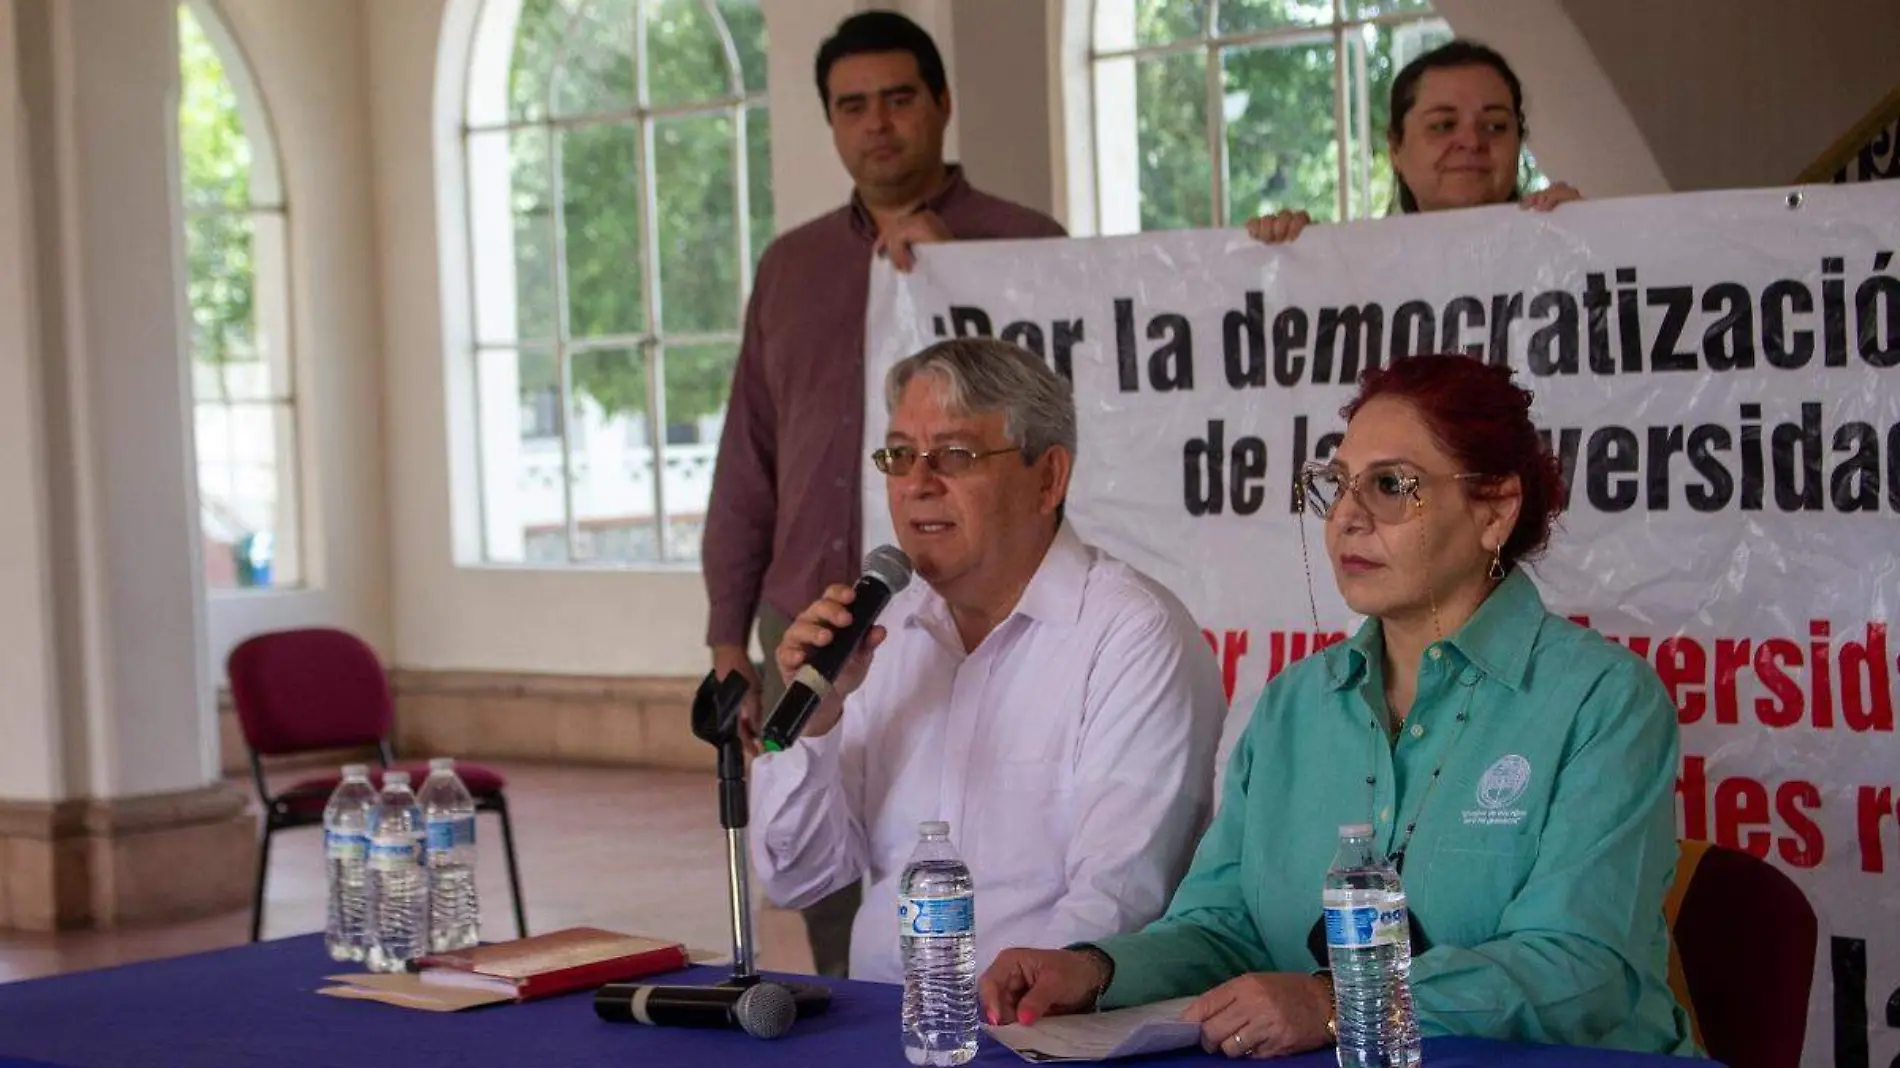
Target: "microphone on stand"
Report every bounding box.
[594,981,798,1039]
[589,660,832,1040]
[759,545,913,753]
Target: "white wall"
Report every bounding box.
[0,0,67,801]
[1558,0,1900,191]
[946,0,1055,217]
[367,0,858,677]
[203,0,392,681]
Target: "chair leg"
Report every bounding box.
[250,824,274,943]
[494,797,528,939]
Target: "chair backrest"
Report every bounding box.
[1666,840,1818,1068]
[226,628,394,757]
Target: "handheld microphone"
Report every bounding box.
[759,545,913,753]
[594,981,798,1039]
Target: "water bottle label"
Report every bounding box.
[898,893,973,937]
[368,835,420,871]
[1324,900,1408,949]
[426,815,477,853]
[324,830,366,861]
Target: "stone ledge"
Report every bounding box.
[0,781,254,932]
[388,669,711,772]
[389,669,700,704]
[216,670,715,779]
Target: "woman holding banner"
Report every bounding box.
[1247,39,1582,243]
[979,355,1696,1059]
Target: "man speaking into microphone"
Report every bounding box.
[748,338,1226,984]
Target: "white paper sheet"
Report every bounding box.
[983,998,1203,1063]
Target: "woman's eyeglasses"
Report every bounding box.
[1296,461,1494,525]
[872,445,1020,477]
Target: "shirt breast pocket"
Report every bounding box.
[967,757,1075,891]
[1417,830,1540,949]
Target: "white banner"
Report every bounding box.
[864,183,1900,1068]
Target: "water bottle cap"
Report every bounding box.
[1339,822,1374,838]
[341,763,369,779]
[429,757,456,771]
[384,770,411,786]
[919,820,950,837]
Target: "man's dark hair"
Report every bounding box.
[813,10,948,111]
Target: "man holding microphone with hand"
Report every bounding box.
[746,338,1226,984]
[702,10,1065,977]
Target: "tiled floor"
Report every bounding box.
[0,764,816,983]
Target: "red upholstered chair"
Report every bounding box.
[1665,840,1818,1068]
[226,627,527,943]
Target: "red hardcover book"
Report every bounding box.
[416,927,690,1001]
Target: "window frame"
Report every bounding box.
[177,0,306,593]
[460,0,768,568]
[1085,0,1449,232]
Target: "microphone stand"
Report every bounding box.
[691,670,831,1017]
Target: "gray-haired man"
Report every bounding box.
[747,338,1227,983]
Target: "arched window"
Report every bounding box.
[177,1,301,589]
[1088,0,1462,234]
[462,0,770,566]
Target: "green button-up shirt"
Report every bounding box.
[1094,569,1697,1056]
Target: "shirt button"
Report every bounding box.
[1379,807,1392,824]
[1410,723,1425,739]
[1428,647,1443,660]
[835,477,849,488]
[831,539,845,551]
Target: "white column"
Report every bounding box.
[16,0,217,802]
[1091,0,1141,235]
[947,0,1056,217]
[0,0,68,804]
[760,0,857,231]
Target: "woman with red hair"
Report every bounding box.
[980,355,1695,1059]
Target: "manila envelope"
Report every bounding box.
[317,972,515,1013]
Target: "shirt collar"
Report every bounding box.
[848,164,971,239]
[1323,615,1383,692]
[1010,522,1090,628]
[1321,567,1546,693]
[905,521,1090,643]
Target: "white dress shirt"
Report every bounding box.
[749,523,1226,983]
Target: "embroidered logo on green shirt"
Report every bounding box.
[1466,754,1533,825]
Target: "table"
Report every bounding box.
[0,935,1699,1068]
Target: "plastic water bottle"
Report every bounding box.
[899,820,977,1066]
[322,764,376,961]
[1323,823,1421,1068]
[418,757,481,952]
[366,771,427,973]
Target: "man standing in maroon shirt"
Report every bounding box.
[701,10,1066,977]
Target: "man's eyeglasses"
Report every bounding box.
[872,445,1020,478]
[1296,460,1494,525]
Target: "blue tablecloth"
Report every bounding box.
[0,935,1697,1068]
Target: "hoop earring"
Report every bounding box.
[1488,551,1505,581]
